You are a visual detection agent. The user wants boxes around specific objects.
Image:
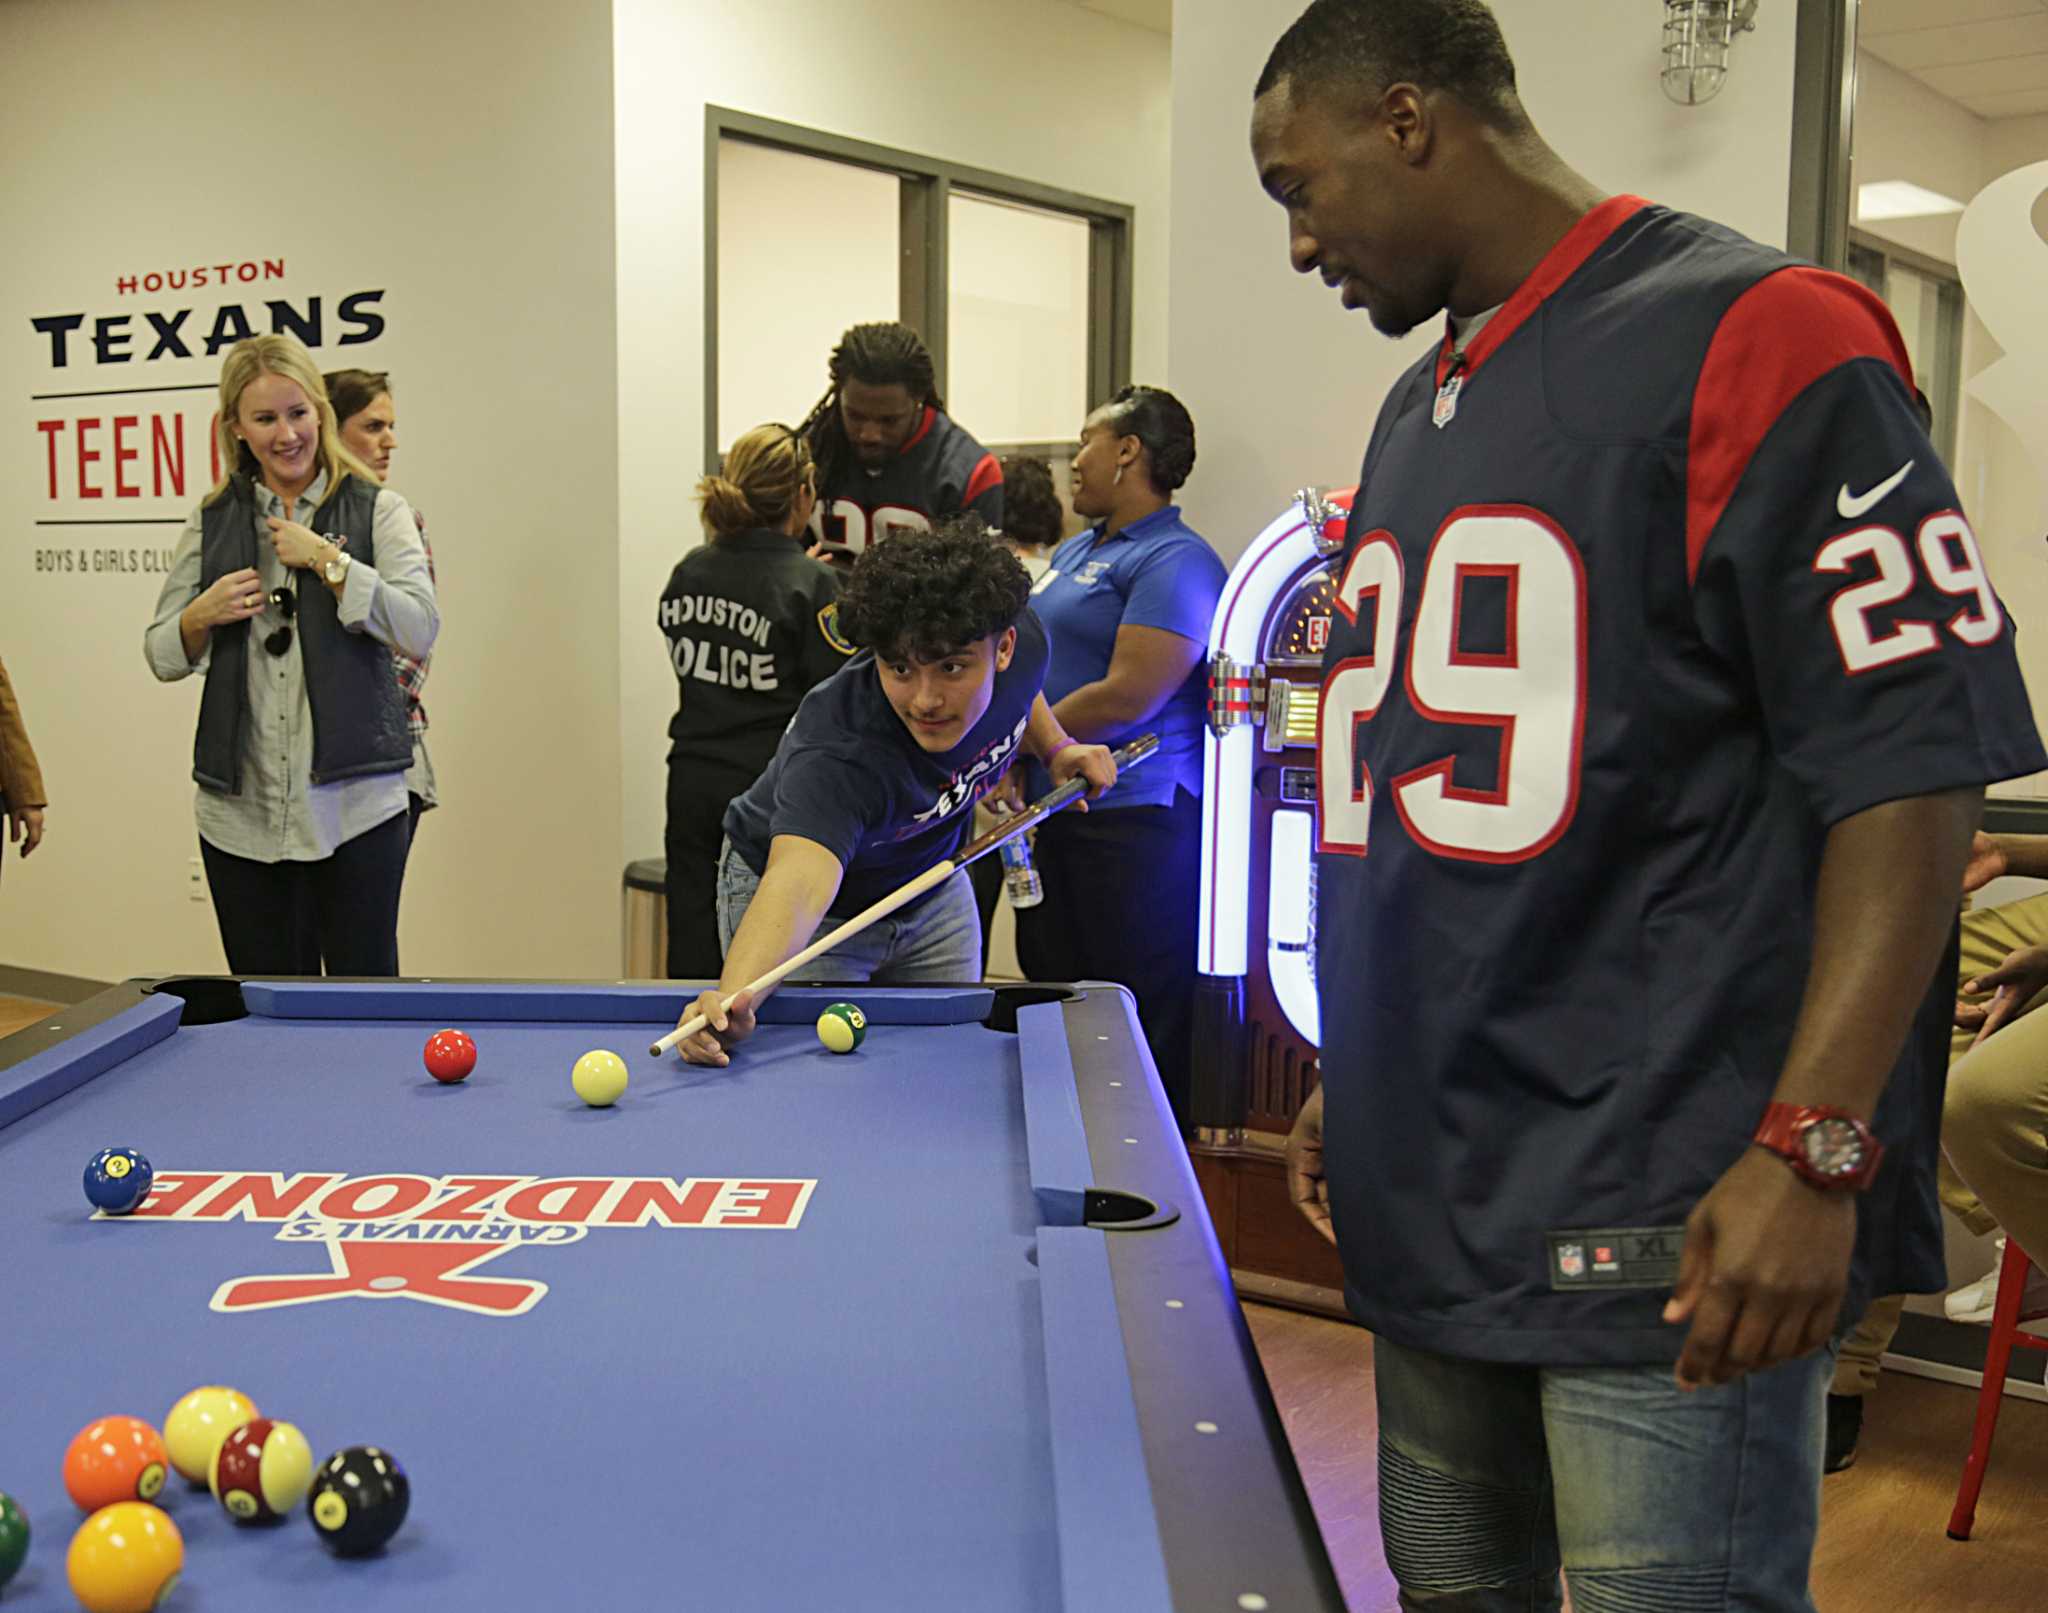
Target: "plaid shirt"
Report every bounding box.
[393,507,434,736]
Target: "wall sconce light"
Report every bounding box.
[1662,0,1760,106]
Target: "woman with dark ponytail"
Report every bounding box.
[659,424,854,977]
[1016,385,1224,1124]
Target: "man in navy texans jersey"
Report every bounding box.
[797,322,1004,561]
[1253,1,2045,1606]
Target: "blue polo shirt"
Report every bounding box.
[1029,506,1225,809]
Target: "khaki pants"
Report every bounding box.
[1832,892,2048,1395]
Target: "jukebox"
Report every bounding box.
[1189,487,1353,1311]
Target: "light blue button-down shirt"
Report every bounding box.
[144,470,439,863]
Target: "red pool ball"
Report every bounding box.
[423,1030,477,1084]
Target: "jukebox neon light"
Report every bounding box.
[1189,488,1351,1304]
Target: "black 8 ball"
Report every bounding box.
[307,1445,409,1556]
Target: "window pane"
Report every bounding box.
[717,140,899,453]
[1845,243,1886,297]
[1879,258,1961,464]
[1884,261,1930,384]
[947,192,1091,445]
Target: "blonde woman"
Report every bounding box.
[660,424,853,977]
[144,335,438,975]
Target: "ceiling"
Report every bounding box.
[1861,0,2048,119]
[1058,2,2048,117]
[1071,0,1171,34]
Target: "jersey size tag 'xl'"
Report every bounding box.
[1545,1226,1685,1290]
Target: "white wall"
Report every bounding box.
[0,0,621,981]
[714,142,900,454]
[1169,0,1799,562]
[612,0,1173,867]
[1983,113,2048,193]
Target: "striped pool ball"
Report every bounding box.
[816,1003,867,1054]
[83,1148,153,1215]
[210,1418,313,1522]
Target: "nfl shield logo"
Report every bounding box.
[1432,374,1463,429]
[1558,1244,1585,1278]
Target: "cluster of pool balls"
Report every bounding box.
[425,1008,869,1105]
[423,1028,639,1104]
[0,1387,407,1611]
[49,1009,876,1606]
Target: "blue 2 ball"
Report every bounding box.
[84,1147,153,1214]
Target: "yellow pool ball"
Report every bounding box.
[817,1003,867,1054]
[163,1385,258,1486]
[572,1049,629,1107]
[67,1502,182,1613]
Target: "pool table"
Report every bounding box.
[0,977,1342,1612]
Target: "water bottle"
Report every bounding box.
[1000,837,1043,909]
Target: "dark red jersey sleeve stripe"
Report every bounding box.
[1686,267,1913,584]
[962,453,1003,509]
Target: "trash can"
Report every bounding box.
[622,858,667,978]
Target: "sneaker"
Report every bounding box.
[1824,1393,1863,1474]
[1943,1238,2048,1324]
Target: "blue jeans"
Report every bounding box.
[714,837,983,983]
[1373,1334,1831,1612]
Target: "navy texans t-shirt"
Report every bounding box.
[723,610,1049,916]
[1315,196,2046,1367]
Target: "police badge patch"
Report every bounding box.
[817,603,856,656]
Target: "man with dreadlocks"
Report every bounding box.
[799,321,1004,561]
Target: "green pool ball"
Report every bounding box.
[816,1003,867,1054]
[0,1492,28,1590]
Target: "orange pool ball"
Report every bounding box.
[63,1417,169,1511]
[67,1502,183,1613]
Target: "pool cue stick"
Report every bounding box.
[649,733,1160,1058]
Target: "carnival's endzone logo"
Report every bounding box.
[105,1169,816,1319]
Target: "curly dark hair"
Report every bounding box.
[1095,385,1197,496]
[838,516,1032,662]
[998,456,1065,550]
[1256,0,1523,131]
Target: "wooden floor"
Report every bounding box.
[1244,1302,2048,1613]
[0,995,55,1040]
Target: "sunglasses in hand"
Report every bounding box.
[262,584,298,657]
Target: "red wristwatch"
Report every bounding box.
[1751,1103,1885,1192]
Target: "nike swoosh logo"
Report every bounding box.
[1838,460,1915,520]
